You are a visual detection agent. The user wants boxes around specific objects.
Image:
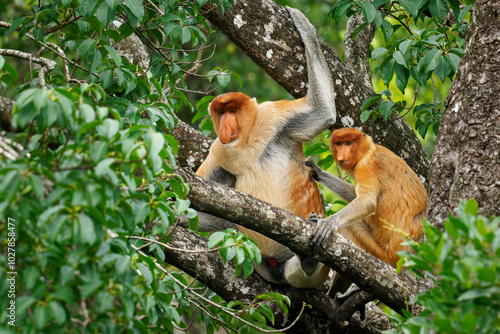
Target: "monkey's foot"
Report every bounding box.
[334,286,371,321]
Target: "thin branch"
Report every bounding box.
[392,84,420,121]
[0,48,57,88]
[127,235,223,253]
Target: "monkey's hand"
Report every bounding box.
[305,157,322,182]
[309,215,339,251]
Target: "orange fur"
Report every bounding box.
[331,128,427,268]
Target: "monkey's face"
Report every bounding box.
[330,128,363,170]
[209,92,257,145]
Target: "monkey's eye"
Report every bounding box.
[229,110,237,114]
[335,142,341,146]
[345,141,352,146]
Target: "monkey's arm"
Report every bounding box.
[187,148,238,231]
[285,7,336,141]
[306,158,356,202]
[310,186,377,250]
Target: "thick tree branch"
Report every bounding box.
[200,0,429,180]
[175,167,416,315]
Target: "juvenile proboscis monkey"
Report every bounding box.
[194,7,336,288]
[307,128,427,269]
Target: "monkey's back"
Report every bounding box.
[365,145,427,265]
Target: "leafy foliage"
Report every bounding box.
[331,0,473,138]
[0,0,289,332]
[389,199,500,333]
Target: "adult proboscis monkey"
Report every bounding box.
[192,7,338,288]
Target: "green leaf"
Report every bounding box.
[360,1,377,23]
[217,73,231,87]
[420,49,442,72]
[180,26,191,44]
[458,4,474,22]
[16,296,36,317]
[123,0,144,23]
[29,174,44,200]
[80,0,100,17]
[97,118,120,138]
[447,53,461,72]
[80,103,95,123]
[95,158,116,177]
[136,262,153,284]
[382,59,395,86]
[77,38,97,59]
[434,56,452,83]
[96,2,115,27]
[464,198,478,215]
[81,278,102,297]
[458,287,500,301]
[132,201,150,225]
[361,94,382,111]
[208,231,226,248]
[49,301,67,324]
[103,45,122,66]
[395,64,410,93]
[147,131,164,156]
[242,256,254,278]
[461,313,478,333]
[115,255,131,274]
[34,305,48,329]
[429,0,448,19]
[381,20,394,42]
[91,141,108,163]
[371,47,388,60]
[399,39,412,56]
[360,109,374,123]
[393,50,408,68]
[379,100,395,121]
[100,69,113,88]
[400,0,418,18]
[78,213,96,245]
[333,2,352,24]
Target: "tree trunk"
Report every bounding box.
[427,0,500,228]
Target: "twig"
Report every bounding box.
[127,235,223,253]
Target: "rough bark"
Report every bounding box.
[427,0,500,228]
[344,14,375,88]
[200,0,430,181]
[175,167,417,315]
[0,97,14,131]
[171,120,213,170]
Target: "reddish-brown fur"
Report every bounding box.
[330,128,427,267]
